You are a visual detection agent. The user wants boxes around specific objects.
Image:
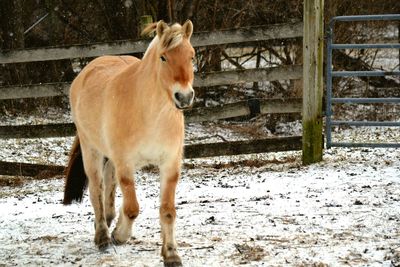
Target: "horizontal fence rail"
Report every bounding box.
[0,22,303,64]
[328,142,400,148]
[0,83,70,100]
[330,121,400,127]
[194,65,302,88]
[0,98,302,139]
[0,65,303,100]
[0,136,303,177]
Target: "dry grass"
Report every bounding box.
[0,176,24,187]
[184,156,298,170]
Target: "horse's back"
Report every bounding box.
[70,55,139,112]
[70,55,140,149]
[71,55,139,92]
[85,55,138,73]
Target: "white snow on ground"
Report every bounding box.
[0,126,400,267]
[1,24,399,266]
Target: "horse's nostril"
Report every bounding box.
[174,92,181,101]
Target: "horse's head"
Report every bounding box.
[144,20,195,110]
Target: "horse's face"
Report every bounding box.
[157,21,195,110]
[160,41,195,109]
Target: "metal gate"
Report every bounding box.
[326,14,400,148]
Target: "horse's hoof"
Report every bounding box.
[95,229,112,251]
[164,256,182,267]
[97,239,112,251]
[164,261,183,267]
[111,232,126,245]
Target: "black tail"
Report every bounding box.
[63,135,88,205]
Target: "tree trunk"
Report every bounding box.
[98,0,125,40]
[1,0,29,85]
[11,0,25,49]
[179,0,195,22]
[157,0,169,22]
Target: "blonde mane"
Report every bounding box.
[142,22,185,57]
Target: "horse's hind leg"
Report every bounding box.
[159,161,182,266]
[103,159,116,227]
[80,140,111,249]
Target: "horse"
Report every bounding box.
[63,20,195,267]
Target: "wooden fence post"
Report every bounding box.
[302,0,324,164]
[140,15,154,36]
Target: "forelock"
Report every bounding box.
[159,23,184,52]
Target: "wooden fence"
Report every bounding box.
[0,21,308,177]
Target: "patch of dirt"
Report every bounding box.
[385,247,400,267]
[31,235,65,242]
[232,243,268,264]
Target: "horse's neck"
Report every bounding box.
[143,36,159,59]
[138,46,166,95]
[119,47,160,93]
[119,48,177,119]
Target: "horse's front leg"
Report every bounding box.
[160,162,182,267]
[111,165,140,244]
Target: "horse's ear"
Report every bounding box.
[156,20,168,38]
[182,20,193,39]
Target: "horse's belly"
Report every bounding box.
[135,148,166,168]
[133,139,180,168]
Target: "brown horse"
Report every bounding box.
[63,20,195,266]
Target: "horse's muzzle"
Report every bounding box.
[174,90,194,110]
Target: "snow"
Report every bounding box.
[1,130,400,266]
[1,43,399,266]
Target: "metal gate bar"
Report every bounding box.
[332,98,400,103]
[332,44,400,49]
[326,14,400,148]
[332,71,400,77]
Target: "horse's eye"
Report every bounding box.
[160,55,167,62]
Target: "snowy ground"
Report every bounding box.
[1,25,399,266]
[1,125,400,266]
